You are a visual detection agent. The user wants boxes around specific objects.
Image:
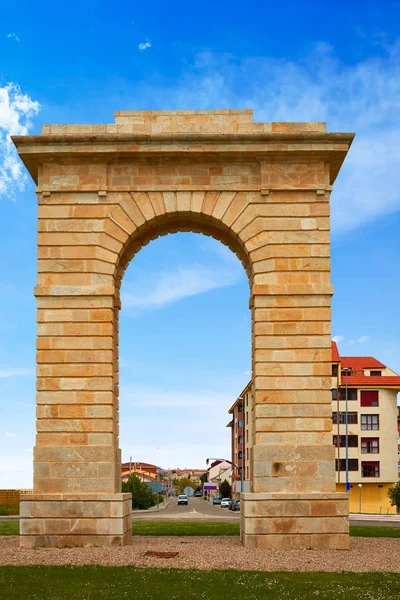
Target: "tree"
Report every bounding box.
[175,477,197,495]
[219,480,232,499]
[122,474,157,510]
[200,472,208,485]
[387,481,400,513]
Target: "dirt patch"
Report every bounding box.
[0,536,399,572]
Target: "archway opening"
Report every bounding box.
[118,230,251,527]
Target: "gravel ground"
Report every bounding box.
[0,536,399,572]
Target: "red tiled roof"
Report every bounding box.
[340,356,386,369]
[331,341,340,362]
[343,375,400,387]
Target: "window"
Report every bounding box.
[341,369,352,379]
[238,435,243,444]
[332,364,338,377]
[335,459,359,471]
[370,371,382,376]
[238,419,244,428]
[238,451,243,459]
[332,412,358,425]
[332,389,338,400]
[360,390,379,407]
[339,388,358,400]
[362,461,380,477]
[361,414,379,430]
[333,435,358,448]
[361,438,379,453]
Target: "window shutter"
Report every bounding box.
[360,390,379,407]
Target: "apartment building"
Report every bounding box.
[398,407,400,478]
[228,344,400,511]
[227,381,253,495]
[332,342,400,513]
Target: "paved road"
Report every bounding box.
[2,504,399,526]
[349,514,400,528]
[133,497,240,521]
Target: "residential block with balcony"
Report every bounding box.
[228,343,400,512]
[331,342,400,513]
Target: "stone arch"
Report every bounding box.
[112,191,256,286]
[12,109,354,550]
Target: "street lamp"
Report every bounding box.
[342,367,352,492]
[358,483,363,513]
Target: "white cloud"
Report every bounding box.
[5,431,16,437]
[138,40,151,51]
[122,262,242,312]
[0,83,40,198]
[0,368,34,378]
[333,335,371,347]
[6,33,19,42]
[136,42,400,233]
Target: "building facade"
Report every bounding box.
[332,342,400,513]
[207,460,231,489]
[230,344,400,511]
[121,461,158,483]
[228,381,253,495]
[170,469,205,485]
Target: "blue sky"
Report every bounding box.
[0,0,399,487]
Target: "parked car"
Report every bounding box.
[212,496,221,505]
[177,494,188,505]
[231,500,240,512]
[228,499,239,511]
[221,497,231,508]
[193,490,202,497]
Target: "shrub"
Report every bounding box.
[122,475,157,510]
[387,481,400,513]
[219,480,232,499]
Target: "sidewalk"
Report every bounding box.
[134,498,172,514]
[350,513,400,522]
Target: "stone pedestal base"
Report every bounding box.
[20,493,132,548]
[241,493,349,549]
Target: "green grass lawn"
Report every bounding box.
[0,566,399,600]
[349,525,400,538]
[132,520,239,536]
[0,506,19,516]
[0,522,18,535]
[1,520,400,538]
